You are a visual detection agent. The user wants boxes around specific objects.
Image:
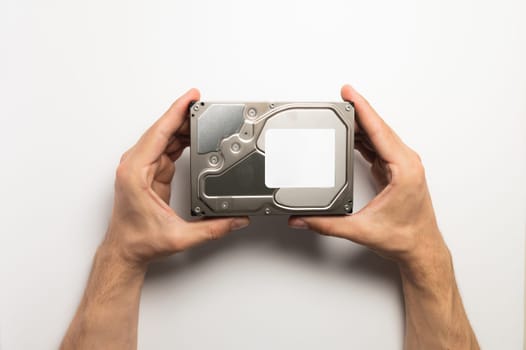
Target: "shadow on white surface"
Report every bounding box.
[147,148,402,304]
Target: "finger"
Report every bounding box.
[177,118,190,137]
[288,215,368,246]
[175,217,250,250]
[133,88,200,165]
[353,116,363,134]
[341,84,405,163]
[354,130,374,149]
[154,154,176,184]
[355,138,377,158]
[166,136,190,155]
[371,157,391,187]
[168,148,188,162]
[355,141,377,163]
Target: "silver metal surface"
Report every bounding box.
[257,108,347,208]
[197,104,245,154]
[190,101,354,216]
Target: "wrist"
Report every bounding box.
[398,230,453,290]
[101,221,152,271]
[79,242,146,316]
[96,239,148,281]
[62,237,146,349]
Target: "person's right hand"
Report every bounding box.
[103,88,250,269]
[289,85,450,274]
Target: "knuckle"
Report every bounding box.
[115,162,132,185]
[412,150,422,163]
[119,150,131,164]
[152,122,172,141]
[204,224,222,241]
[402,150,425,182]
[412,153,426,180]
[116,150,135,185]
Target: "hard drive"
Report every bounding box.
[190,101,354,216]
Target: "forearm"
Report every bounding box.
[399,237,479,350]
[61,242,146,350]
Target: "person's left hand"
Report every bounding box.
[102,88,250,268]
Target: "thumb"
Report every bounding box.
[176,217,250,250]
[288,215,366,244]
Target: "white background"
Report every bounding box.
[1,0,525,349]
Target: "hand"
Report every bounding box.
[103,88,250,268]
[293,85,479,349]
[289,85,449,271]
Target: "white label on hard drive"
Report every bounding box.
[265,129,335,188]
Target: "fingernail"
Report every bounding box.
[289,218,309,230]
[231,218,250,231]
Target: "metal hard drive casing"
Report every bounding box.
[190,101,354,216]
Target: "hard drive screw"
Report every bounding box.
[209,155,219,165]
[264,208,271,215]
[231,142,241,152]
[345,104,352,111]
[269,103,275,109]
[194,206,201,214]
[343,203,352,212]
[193,105,199,111]
[247,108,257,118]
[221,201,229,209]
